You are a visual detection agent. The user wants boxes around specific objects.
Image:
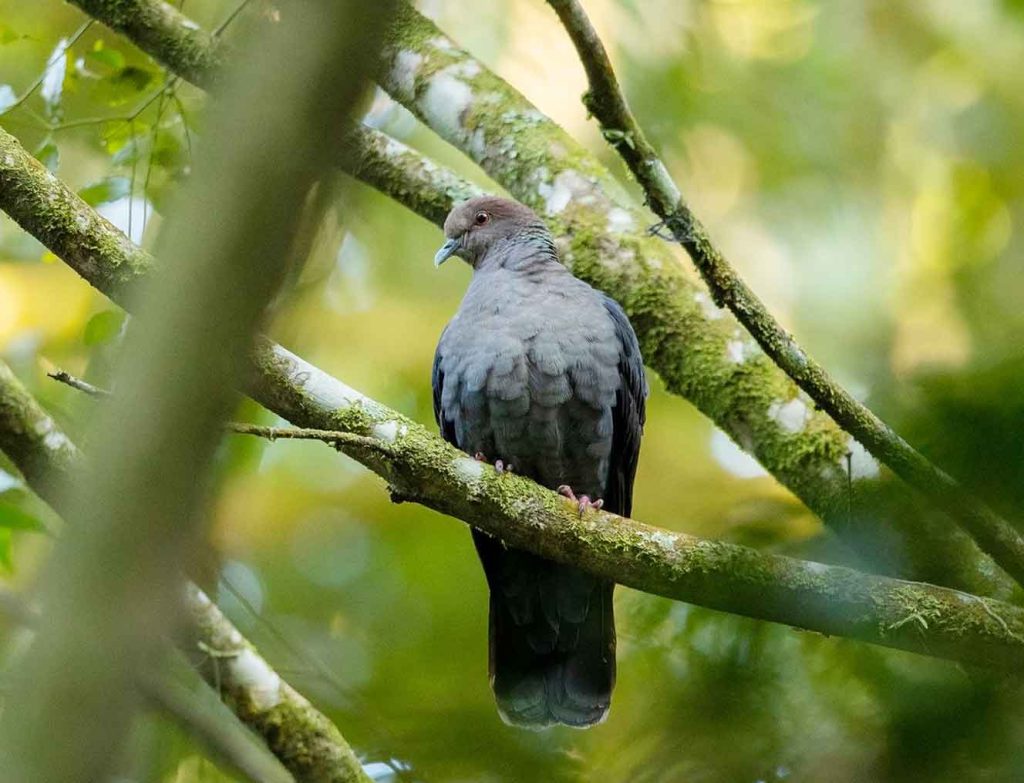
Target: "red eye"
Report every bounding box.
[474,211,490,226]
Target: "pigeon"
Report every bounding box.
[432,195,647,728]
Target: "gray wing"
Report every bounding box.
[600,295,647,517]
[431,327,458,446]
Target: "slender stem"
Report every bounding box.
[47,369,393,455]
[227,422,396,456]
[48,370,111,397]
[544,0,1024,591]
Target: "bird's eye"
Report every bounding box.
[474,211,490,226]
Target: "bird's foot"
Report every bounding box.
[557,485,604,517]
[474,452,513,474]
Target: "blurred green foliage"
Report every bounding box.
[2,0,1024,781]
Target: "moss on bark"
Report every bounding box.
[66,0,1014,598]
[375,4,1013,599]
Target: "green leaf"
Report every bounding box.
[0,502,45,532]
[102,120,149,155]
[35,138,59,173]
[111,136,143,166]
[84,308,126,346]
[85,40,126,72]
[78,176,130,207]
[112,66,155,92]
[96,66,156,106]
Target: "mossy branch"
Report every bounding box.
[18,340,1024,674]
[244,341,1024,671]
[62,0,1014,603]
[1,129,1024,677]
[544,0,1024,593]
[0,362,371,783]
[67,0,226,89]
[0,590,295,783]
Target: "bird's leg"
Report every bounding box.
[557,485,604,517]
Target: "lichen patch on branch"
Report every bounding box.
[229,649,283,712]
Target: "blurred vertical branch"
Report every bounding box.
[0,375,376,776]
[0,586,295,783]
[0,1,396,780]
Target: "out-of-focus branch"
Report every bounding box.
[61,0,1015,598]
[0,1,397,779]
[67,0,225,89]
[141,660,298,783]
[0,589,295,783]
[0,362,371,783]
[544,0,1024,592]
[186,586,373,783]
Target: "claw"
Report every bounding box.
[558,485,604,517]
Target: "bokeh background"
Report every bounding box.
[2,0,1024,780]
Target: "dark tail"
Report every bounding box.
[473,531,615,729]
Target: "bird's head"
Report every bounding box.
[434,196,547,268]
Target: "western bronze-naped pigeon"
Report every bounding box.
[432,195,647,728]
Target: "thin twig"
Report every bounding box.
[213,0,257,37]
[47,370,111,397]
[47,368,394,456]
[227,422,396,456]
[545,0,1024,590]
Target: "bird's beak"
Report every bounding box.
[434,236,462,267]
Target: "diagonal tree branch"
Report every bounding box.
[68,0,226,88]
[543,0,1024,594]
[58,0,1014,603]
[6,222,1024,675]
[0,360,372,783]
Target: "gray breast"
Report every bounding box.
[438,269,621,497]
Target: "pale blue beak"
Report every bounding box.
[434,237,462,267]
